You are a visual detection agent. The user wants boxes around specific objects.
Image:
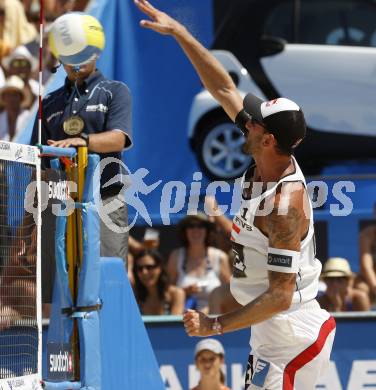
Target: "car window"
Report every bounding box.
[299,0,376,47]
[263,0,376,47]
[263,1,295,42]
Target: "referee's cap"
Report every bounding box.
[194,339,225,358]
[244,94,306,152]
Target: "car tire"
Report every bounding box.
[193,114,251,181]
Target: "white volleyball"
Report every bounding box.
[48,12,105,66]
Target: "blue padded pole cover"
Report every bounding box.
[75,203,101,389]
[77,204,100,306]
[55,216,73,309]
[76,311,101,390]
[83,154,100,203]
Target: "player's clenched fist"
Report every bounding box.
[183,309,214,337]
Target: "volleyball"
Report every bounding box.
[48,13,105,66]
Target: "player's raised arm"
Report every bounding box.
[134,0,243,121]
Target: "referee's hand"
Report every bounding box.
[183,309,214,337]
[47,138,86,148]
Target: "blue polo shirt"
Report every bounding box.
[31,70,132,191]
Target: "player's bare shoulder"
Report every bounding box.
[265,181,309,250]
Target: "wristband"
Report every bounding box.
[267,247,299,273]
[79,132,90,147]
[212,316,223,335]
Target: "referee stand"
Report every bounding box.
[40,146,164,390]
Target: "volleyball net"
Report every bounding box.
[0,142,42,390]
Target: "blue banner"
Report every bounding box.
[145,315,376,390]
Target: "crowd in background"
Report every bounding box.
[0,0,88,142]
[129,197,376,316]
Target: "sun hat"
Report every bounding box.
[2,45,38,72]
[322,257,352,278]
[0,75,31,107]
[194,338,225,358]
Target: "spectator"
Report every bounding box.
[356,214,376,305]
[168,213,231,313]
[192,339,230,390]
[2,45,38,107]
[0,75,32,141]
[0,3,10,60]
[318,257,370,312]
[209,283,242,315]
[133,249,185,315]
[0,220,36,331]
[204,195,233,255]
[127,234,146,286]
[0,0,37,54]
[52,0,76,18]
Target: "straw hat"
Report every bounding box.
[2,45,38,72]
[0,75,31,107]
[322,257,352,278]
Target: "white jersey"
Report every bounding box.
[230,157,321,306]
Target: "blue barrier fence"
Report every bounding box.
[28,313,376,390]
[144,313,376,390]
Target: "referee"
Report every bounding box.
[30,13,132,265]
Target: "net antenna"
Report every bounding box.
[38,0,44,145]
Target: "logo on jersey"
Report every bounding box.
[234,215,253,231]
[231,242,247,278]
[251,359,270,387]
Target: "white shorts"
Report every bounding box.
[245,300,336,390]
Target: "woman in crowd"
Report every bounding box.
[191,339,230,390]
[355,212,376,305]
[318,257,370,312]
[0,75,31,141]
[168,213,231,313]
[133,249,185,315]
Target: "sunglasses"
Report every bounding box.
[238,115,267,137]
[186,222,207,229]
[10,59,31,68]
[136,264,159,272]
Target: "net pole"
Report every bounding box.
[38,0,44,145]
[37,0,44,376]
